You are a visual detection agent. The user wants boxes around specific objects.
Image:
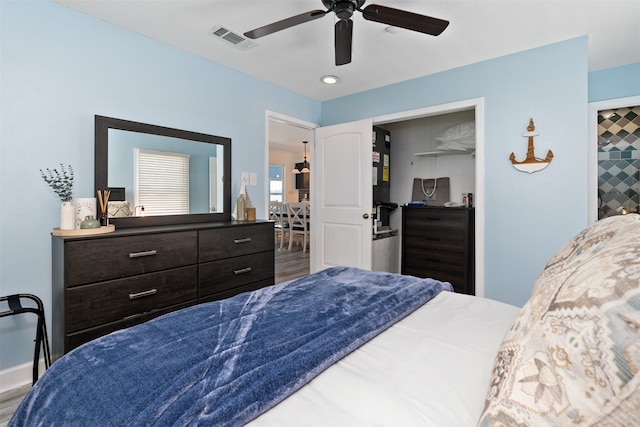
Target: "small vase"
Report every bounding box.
[80,215,101,229]
[60,201,77,230]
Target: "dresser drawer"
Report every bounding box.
[402,265,468,293]
[403,245,465,267]
[199,252,274,298]
[403,208,466,233]
[66,265,198,333]
[199,223,273,262]
[403,247,466,286]
[65,231,198,287]
[65,301,193,352]
[403,250,465,278]
[403,232,467,252]
[199,279,275,303]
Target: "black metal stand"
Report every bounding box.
[0,294,52,385]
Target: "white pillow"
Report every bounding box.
[435,121,475,151]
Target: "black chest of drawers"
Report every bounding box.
[401,206,475,295]
[51,221,274,359]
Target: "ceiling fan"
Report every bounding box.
[244,0,449,66]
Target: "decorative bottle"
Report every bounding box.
[237,193,246,221]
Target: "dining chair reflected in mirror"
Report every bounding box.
[287,201,310,253]
[269,201,288,249]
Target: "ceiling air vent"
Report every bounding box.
[209,25,256,50]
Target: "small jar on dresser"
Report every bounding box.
[401,206,475,295]
[51,221,274,360]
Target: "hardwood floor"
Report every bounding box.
[0,241,309,424]
[0,385,30,427]
[274,239,310,283]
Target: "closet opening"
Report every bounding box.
[374,108,477,295]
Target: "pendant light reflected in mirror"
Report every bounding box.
[292,140,310,174]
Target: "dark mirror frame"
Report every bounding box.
[95,115,232,228]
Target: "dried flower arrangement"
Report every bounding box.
[40,164,74,202]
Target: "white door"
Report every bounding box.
[311,119,373,273]
[209,153,225,213]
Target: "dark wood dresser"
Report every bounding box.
[401,206,475,295]
[51,220,274,359]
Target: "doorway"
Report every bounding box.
[265,111,316,283]
[372,98,485,296]
[588,96,640,223]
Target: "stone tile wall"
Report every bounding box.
[598,106,640,219]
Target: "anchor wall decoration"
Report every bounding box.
[509,118,553,173]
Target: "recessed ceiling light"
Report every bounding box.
[321,75,340,84]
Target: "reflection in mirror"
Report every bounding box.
[108,130,224,216]
[95,115,231,228]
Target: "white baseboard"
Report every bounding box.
[0,360,46,394]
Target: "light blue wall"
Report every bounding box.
[0,0,320,370]
[322,37,590,307]
[588,63,640,102]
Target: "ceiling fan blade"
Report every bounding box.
[362,4,449,36]
[244,10,327,39]
[335,19,353,66]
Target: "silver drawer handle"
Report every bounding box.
[129,250,157,258]
[234,267,252,275]
[129,289,158,300]
[233,238,252,244]
[122,313,145,321]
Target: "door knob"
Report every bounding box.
[363,213,369,219]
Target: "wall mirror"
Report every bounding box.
[95,115,231,228]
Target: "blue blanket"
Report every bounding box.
[11,267,452,426]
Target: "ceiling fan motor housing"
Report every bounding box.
[323,0,366,20]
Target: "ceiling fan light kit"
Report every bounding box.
[244,0,449,66]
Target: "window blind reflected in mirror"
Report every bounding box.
[135,148,190,216]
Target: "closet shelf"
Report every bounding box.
[413,149,475,157]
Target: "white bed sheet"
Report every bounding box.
[248,291,520,427]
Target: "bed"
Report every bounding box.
[10,214,640,426]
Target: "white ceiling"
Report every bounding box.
[53,0,640,149]
[55,0,639,102]
[269,120,315,152]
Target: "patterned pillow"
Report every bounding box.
[478,214,640,427]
